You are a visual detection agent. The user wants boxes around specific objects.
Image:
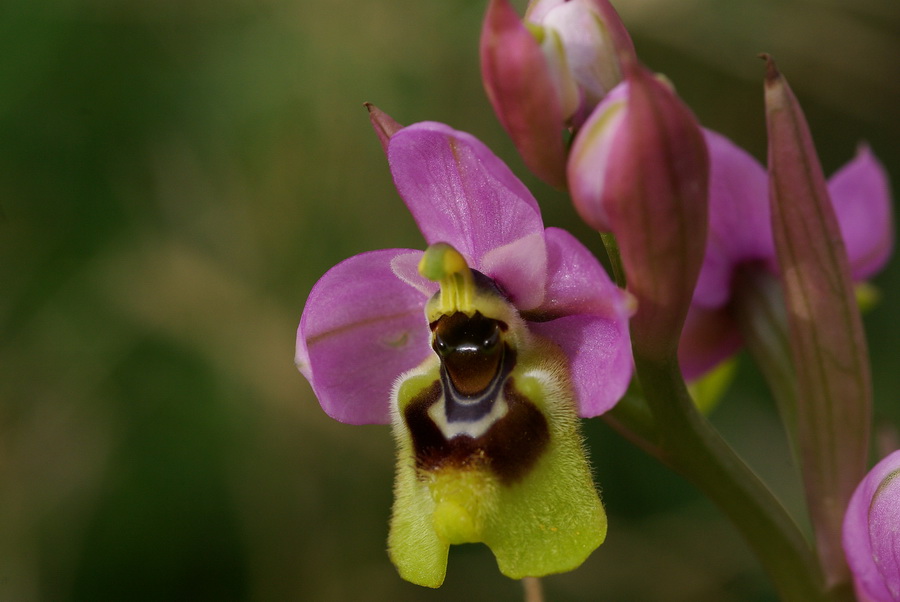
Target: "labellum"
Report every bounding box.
[388,243,606,587]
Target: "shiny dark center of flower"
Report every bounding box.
[432,311,504,396]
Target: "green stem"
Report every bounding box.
[732,269,859,601]
[732,267,800,461]
[633,352,828,601]
[600,231,626,288]
[604,382,661,456]
[599,232,833,600]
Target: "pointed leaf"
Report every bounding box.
[366,102,404,153]
[763,55,871,587]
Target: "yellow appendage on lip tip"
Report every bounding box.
[418,242,476,316]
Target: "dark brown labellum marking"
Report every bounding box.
[404,377,549,485]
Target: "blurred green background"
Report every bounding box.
[2,0,898,600]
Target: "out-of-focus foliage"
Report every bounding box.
[1,0,897,600]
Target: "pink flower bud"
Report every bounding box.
[526,0,632,122]
[480,0,634,187]
[843,450,900,601]
[569,67,709,360]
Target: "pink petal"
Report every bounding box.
[537,0,624,107]
[567,81,630,232]
[843,449,900,602]
[480,0,568,188]
[388,122,547,271]
[868,471,900,600]
[828,146,894,281]
[583,0,637,65]
[537,226,631,318]
[528,228,634,417]
[390,250,439,298]
[530,313,632,418]
[693,129,774,309]
[678,304,743,382]
[296,249,432,425]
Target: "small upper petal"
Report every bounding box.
[828,146,894,281]
[480,232,548,310]
[389,121,546,262]
[297,249,431,425]
[693,129,773,309]
[390,250,440,298]
[868,471,900,601]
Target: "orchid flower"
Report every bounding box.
[843,449,900,601]
[295,118,633,586]
[679,130,893,381]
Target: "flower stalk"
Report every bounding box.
[732,267,799,459]
[522,577,544,602]
[633,351,830,601]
